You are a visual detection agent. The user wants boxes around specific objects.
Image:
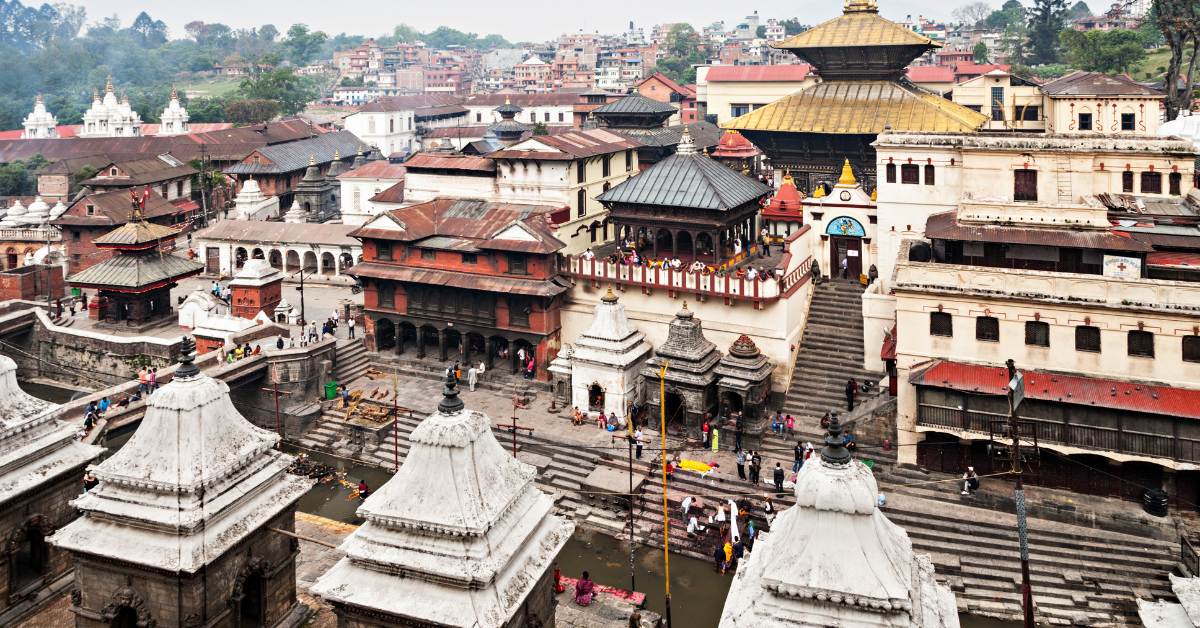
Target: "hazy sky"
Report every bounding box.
[69,0,959,43]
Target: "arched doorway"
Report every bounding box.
[268,249,282,270]
[654,229,673,257]
[489,336,510,369]
[466,332,486,364]
[237,571,266,627]
[320,252,336,275]
[235,247,248,269]
[339,252,354,272]
[111,607,139,628]
[399,322,418,354]
[696,232,714,261]
[376,318,396,351]
[302,251,317,273]
[5,247,17,270]
[588,383,605,413]
[443,328,462,361]
[721,390,743,415]
[9,518,49,593]
[664,391,685,435]
[251,248,264,260]
[676,231,693,260]
[285,250,300,272]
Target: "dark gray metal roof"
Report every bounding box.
[593,94,677,115]
[597,151,771,211]
[224,130,368,175]
[613,122,722,148]
[67,254,203,288]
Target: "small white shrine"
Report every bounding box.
[156,87,190,136]
[282,199,308,224]
[313,375,574,627]
[720,416,960,628]
[21,95,58,139]
[50,338,312,626]
[78,77,143,138]
[570,287,652,417]
[233,177,280,220]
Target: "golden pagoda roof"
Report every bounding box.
[773,2,936,50]
[723,80,988,135]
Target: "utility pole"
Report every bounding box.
[296,269,307,326]
[657,361,672,628]
[198,143,210,228]
[497,392,534,457]
[613,425,637,593]
[1005,358,1036,628]
[392,370,400,473]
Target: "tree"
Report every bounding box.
[1066,1,1092,19]
[1027,0,1068,64]
[954,2,993,27]
[390,24,420,43]
[130,11,167,48]
[224,98,280,124]
[973,41,990,63]
[1060,28,1147,73]
[187,97,227,123]
[658,24,705,84]
[984,0,1027,30]
[1156,0,1200,118]
[237,68,317,115]
[282,24,327,66]
[530,122,548,135]
[258,24,279,43]
[0,155,48,196]
[1000,23,1031,65]
[780,19,808,36]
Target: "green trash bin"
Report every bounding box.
[71,287,81,297]
[325,381,339,400]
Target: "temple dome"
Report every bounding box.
[21,94,58,139]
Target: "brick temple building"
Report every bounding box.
[349,198,569,379]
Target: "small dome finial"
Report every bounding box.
[176,336,200,379]
[170,86,178,100]
[438,371,465,414]
[602,286,618,303]
[334,149,341,161]
[309,154,316,166]
[837,158,857,187]
[105,76,114,93]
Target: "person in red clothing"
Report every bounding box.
[701,418,711,448]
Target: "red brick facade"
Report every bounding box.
[0,264,64,301]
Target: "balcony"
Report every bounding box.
[917,403,1200,463]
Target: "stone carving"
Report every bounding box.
[229,555,269,605]
[99,587,157,627]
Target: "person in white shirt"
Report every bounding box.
[687,515,705,537]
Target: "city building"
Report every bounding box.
[515,55,552,92]
[343,94,465,157]
[951,69,1044,131]
[401,153,498,204]
[1040,70,1166,135]
[50,339,313,628]
[223,131,366,210]
[312,376,573,626]
[78,154,195,203]
[725,0,987,194]
[350,198,569,379]
[0,355,102,625]
[0,197,65,271]
[636,73,697,124]
[697,64,817,125]
[337,157,407,226]
[78,78,143,138]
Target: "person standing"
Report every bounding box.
[633,427,644,459]
[840,255,849,279]
[736,448,747,480]
[149,368,157,392]
[773,462,785,493]
[845,378,858,411]
[711,424,720,453]
[701,419,711,449]
[793,442,804,473]
[347,316,356,339]
[751,451,762,484]
[467,365,478,392]
[137,367,147,393]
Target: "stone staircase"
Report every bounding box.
[332,339,370,385]
[783,279,884,423]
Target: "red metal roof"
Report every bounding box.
[911,360,1200,420]
[705,64,813,82]
[1147,251,1200,269]
[880,324,897,360]
[762,174,804,219]
[490,129,641,160]
[710,129,761,158]
[337,160,406,180]
[368,181,405,204]
[402,153,495,172]
[925,211,1153,253]
[906,65,955,83]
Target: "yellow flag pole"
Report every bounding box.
[658,360,672,628]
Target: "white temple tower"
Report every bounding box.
[78,77,143,138]
[570,287,653,418]
[313,374,574,627]
[21,94,58,139]
[720,415,960,627]
[157,87,190,136]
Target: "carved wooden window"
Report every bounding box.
[1141,171,1162,194]
[1184,336,1200,363]
[975,316,999,342]
[1013,169,1038,201]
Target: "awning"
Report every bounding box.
[1147,251,1200,269]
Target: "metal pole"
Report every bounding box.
[657,361,672,628]
[298,269,306,326]
[1007,359,1035,628]
[272,378,282,449]
[393,371,400,473]
[628,430,636,594]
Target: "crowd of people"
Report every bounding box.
[578,229,786,284]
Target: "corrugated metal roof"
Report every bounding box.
[705,65,813,82]
[490,129,641,160]
[1041,70,1163,97]
[925,211,1153,252]
[336,160,406,180]
[466,93,580,106]
[93,221,181,247]
[611,122,722,148]
[194,220,360,247]
[773,8,933,49]
[54,189,182,226]
[66,253,202,289]
[597,151,771,211]
[724,80,988,135]
[1147,251,1200,268]
[224,130,367,175]
[403,153,496,172]
[356,94,463,113]
[593,95,676,115]
[912,359,1200,421]
[368,182,405,204]
[349,262,567,297]
[349,198,565,254]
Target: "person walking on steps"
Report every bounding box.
[736,448,747,480]
[773,462,785,494]
[845,378,858,411]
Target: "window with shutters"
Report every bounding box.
[1075,326,1101,352]
[900,164,919,184]
[1184,336,1200,363]
[976,316,999,342]
[924,165,935,185]
[1013,169,1038,201]
[576,161,586,183]
[378,283,395,308]
[886,163,896,183]
[1128,330,1155,357]
[509,296,531,327]
[1142,171,1162,194]
[461,252,477,264]
[1024,321,1050,347]
[1122,171,1134,192]
[376,241,392,261]
[507,253,528,275]
[602,156,611,177]
[576,188,586,217]
[420,249,435,261]
[930,312,952,337]
[1170,172,1182,196]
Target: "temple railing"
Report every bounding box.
[0,226,60,241]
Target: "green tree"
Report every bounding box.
[780,18,808,36]
[282,24,327,65]
[658,23,705,84]
[530,122,548,135]
[1028,0,1068,64]
[224,98,280,124]
[1156,0,1200,118]
[237,68,317,115]
[1066,1,1093,19]
[756,25,767,38]
[1060,28,1147,73]
[1000,23,1031,65]
[390,24,420,43]
[130,11,167,48]
[0,155,48,196]
[984,0,1027,30]
[973,41,990,63]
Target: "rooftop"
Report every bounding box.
[224,130,367,175]
[403,152,496,173]
[1041,70,1164,97]
[489,128,641,160]
[195,219,361,247]
[350,197,565,254]
[598,137,771,211]
[336,160,406,180]
[772,1,934,50]
[705,64,814,82]
[592,94,676,116]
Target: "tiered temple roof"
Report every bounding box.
[50,339,312,572]
[640,302,720,388]
[312,375,574,626]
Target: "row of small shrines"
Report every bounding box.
[0,330,963,627]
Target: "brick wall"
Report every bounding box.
[0,265,64,302]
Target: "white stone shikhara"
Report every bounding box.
[232,177,279,220]
[78,78,142,138]
[312,379,574,627]
[157,88,190,136]
[49,349,311,572]
[21,94,58,139]
[720,427,959,627]
[570,288,653,417]
[0,356,101,503]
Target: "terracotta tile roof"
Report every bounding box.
[349,262,568,297]
[489,129,641,160]
[924,210,1153,252]
[906,66,956,83]
[53,189,182,226]
[773,9,933,49]
[466,93,580,106]
[1041,70,1164,97]
[911,359,1200,420]
[952,62,1010,77]
[724,80,988,134]
[705,65,814,82]
[336,160,406,180]
[349,197,565,254]
[402,153,495,173]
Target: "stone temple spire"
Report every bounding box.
[676,125,698,155]
[313,378,574,627]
